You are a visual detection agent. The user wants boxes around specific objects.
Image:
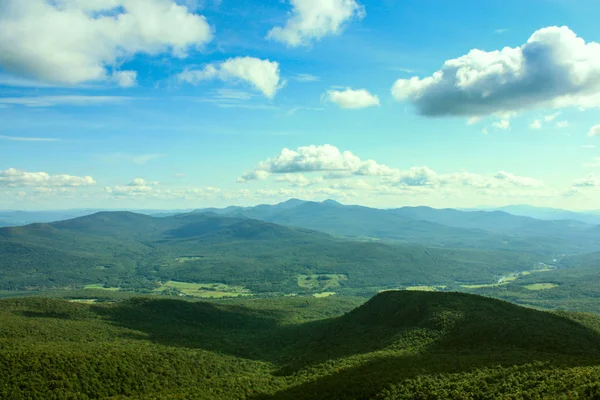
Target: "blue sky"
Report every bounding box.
[0,0,599,210]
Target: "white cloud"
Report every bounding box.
[0,0,212,86]
[255,189,297,198]
[582,145,596,149]
[0,135,60,142]
[494,171,544,187]
[387,168,542,189]
[222,189,251,200]
[392,26,600,117]
[267,0,365,47]
[105,178,159,196]
[275,174,323,187]
[239,145,396,182]
[112,70,138,88]
[237,170,271,183]
[443,172,497,189]
[556,120,569,128]
[178,57,282,98]
[391,167,441,187]
[0,168,95,187]
[294,73,320,82]
[0,96,129,107]
[544,112,560,122]
[492,120,510,130]
[589,124,600,137]
[530,119,542,129]
[573,174,600,187]
[330,179,370,190]
[325,88,380,109]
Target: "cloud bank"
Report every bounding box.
[0,0,212,86]
[392,26,600,117]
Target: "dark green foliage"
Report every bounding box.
[3,292,600,399]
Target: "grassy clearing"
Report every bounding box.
[68,299,98,304]
[175,256,203,263]
[83,284,121,291]
[462,268,553,290]
[524,283,559,291]
[462,283,504,289]
[313,292,336,298]
[153,281,251,298]
[405,286,445,292]
[297,274,348,291]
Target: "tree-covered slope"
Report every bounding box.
[0,212,540,293]
[3,292,600,399]
[196,200,600,254]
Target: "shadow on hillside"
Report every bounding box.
[251,352,600,400]
[19,310,79,320]
[90,292,600,372]
[91,297,317,362]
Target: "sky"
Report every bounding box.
[1,0,600,211]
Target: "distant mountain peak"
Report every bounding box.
[274,198,308,209]
[322,199,343,206]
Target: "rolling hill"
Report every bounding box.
[194,199,600,254]
[0,211,540,294]
[3,292,600,399]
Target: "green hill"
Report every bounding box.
[0,212,540,295]
[196,200,600,254]
[3,292,600,399]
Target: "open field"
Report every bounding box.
[405,285,446,292]
[153,281,251,298]
[313,292,336,298]
[175,256,203,263]
[524,283,559,291]
[83,284,121,291]
[297,274,348,291]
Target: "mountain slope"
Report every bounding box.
[194,200,600,254]
[493,205,600,225]
[0,211,539,293]
[3,292,600,399]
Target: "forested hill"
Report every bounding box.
[3,292,600,399]
[0,211,539,294]
[193,199,600,254]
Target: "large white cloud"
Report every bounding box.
[392,26,600,117]
[325,88,380,109]
[178,57,282,98]
[0,168,95,187]
[238,145,396,182]
[589,124,600,137]
[0,0,212,86]
[267,0,365,47]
